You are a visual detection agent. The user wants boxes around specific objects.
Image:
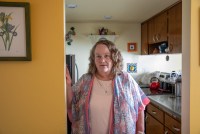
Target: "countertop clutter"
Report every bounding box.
[144,89,182,134]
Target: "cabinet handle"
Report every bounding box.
[153,35,156,42]
[145,115,148,121]
[156,34,161,41]
[145,115,150,124]
[172,126,180,132]
[151,111,157,115]
[164,131,168,134]
[155,34,158,41]
[143,49,147,54]
[169,43,173,52]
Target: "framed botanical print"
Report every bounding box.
[0,2,31,61]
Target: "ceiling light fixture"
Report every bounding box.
[66,4,77,9]
[104,15,112,20]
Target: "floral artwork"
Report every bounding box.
[0,2,31,61]
[0,12,18,51]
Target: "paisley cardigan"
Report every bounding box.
[69,72,150,134]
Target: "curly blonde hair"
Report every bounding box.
[87,39,123,75]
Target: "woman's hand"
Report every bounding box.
[66,65,72,86]
[66,65,73,112]
[136,111,145,133]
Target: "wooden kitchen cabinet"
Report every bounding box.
[146,103,164,134]
[141,22,148,55]
[147,103,164,123]
[141,1,182,55]
[146,113,164,134]
[145,103,181,134]
[148,11,168,44]
[168,2,182,53]
[165,113,181,134]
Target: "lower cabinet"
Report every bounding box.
[165,114,181,134]
[146,113,164,134]
[145,103,181,134]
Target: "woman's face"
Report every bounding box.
[94,44,113,75]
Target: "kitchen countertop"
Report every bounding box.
[147,94,181,120]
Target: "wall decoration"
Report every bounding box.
[127,63,137,73]
[98,27,108,35]
[0,2,31,61]
[66,27,76,45]
[127,42,137,52]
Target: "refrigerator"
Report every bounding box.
[66,54,79,134]
[66,54,76,85]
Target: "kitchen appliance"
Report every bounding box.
[150,77,160,92]
[140,72,172,96]
[66,54,79,134]
[66,54,79,85]
[174,74,182,97]
[158,71,182,97]
[175,82,181,97]
[169,71,179,82]
[159,72,171,90]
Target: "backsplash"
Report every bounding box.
[123,54,182,82]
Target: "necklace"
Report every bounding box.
[96,77,112,95]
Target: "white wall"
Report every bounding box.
[65,22,182,83]
[65,22,141,81]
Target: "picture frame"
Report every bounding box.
[127,42,137,52]
[0,2,31,61]
[127,63,137,73]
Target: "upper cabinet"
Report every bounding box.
[148,11,168,44]
[141,1,182,55]
[168,2,182,53]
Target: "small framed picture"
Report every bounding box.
[0,2,31,61]
[127,63,137,73]
[127,42,137,52]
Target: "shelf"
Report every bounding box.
[88,35,119,44]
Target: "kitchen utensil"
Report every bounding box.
[175,82,181,97]
[150,77,160,92]
[169,71,179,82]
[174,74,182,97]
[158,42,168,53]
[159,72,170,82]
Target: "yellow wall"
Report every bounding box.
[191,0,200,133]
[0,0,66,134]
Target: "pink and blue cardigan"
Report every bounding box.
[68,72,150,134]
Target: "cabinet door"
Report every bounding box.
[148,18,156,44]
[165,114,181,134]
[146,113,164,134]
[147,103,164,123]
[168,2,182,53]
[148,12,167,44]
[155,11,168,43]
[141,23,148,55]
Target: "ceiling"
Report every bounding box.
[65,0,180,23]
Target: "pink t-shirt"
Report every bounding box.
[90,77,112,134]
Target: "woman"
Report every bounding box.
[66,40,150,134]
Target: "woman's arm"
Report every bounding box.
[136,110,145,134]
[66,66,73,110]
